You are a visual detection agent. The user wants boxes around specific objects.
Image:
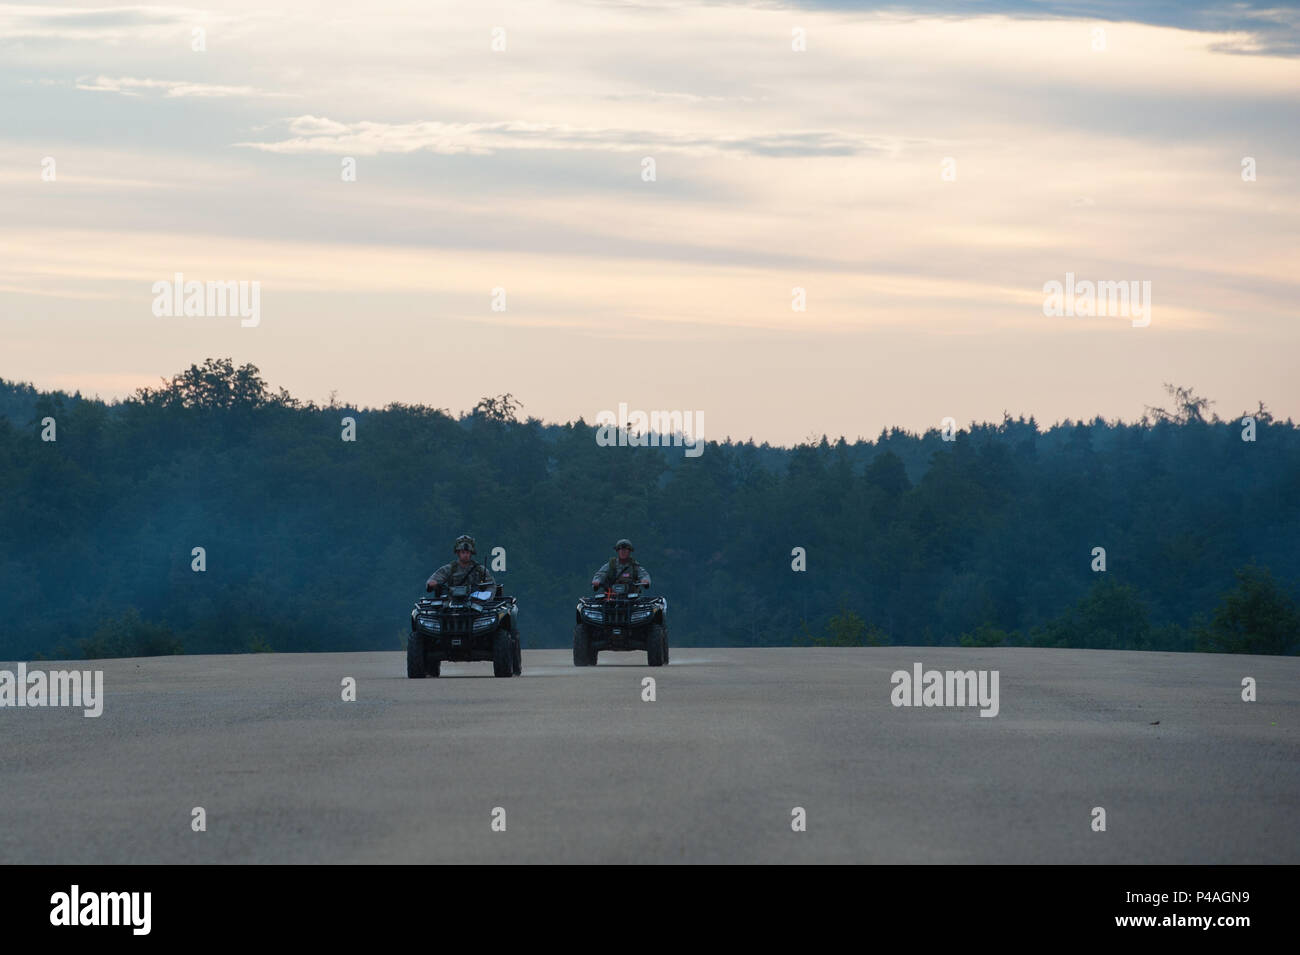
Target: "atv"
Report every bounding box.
[408,583,521,678]
[574,582,669,667]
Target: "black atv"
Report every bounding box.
[574,582,669,667]
[408,584,521,678]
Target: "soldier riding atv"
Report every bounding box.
[574,539,669,666]
[408,534,521,677]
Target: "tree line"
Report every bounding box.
[1,359,1296,659]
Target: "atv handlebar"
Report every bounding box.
[595,583,650,596]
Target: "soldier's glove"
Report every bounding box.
[593,582,603,591]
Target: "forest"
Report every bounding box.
[2,359,1297,659]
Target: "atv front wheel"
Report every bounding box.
[512,633,522,675]
[429,659,441,677]
[573,624,592,667]
[647,624,667,667]
[407,632,427,678]
[493,630,514,677]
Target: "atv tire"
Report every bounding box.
[493,630,514,678]
[407,632,427,678]
[512,633,522,675]
[647,624,668,667]
[573,624,592,667]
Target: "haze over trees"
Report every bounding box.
[1,361,1296,659]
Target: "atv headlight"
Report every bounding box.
[582,606,604,622]
[630,608,653,623]
[472,614,497,632]
[418,616,440,632]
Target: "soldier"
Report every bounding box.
[592,538,651,592]
[427,534,496,594]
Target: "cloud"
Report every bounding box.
[236,116,900,158]
[76,75,293,98]
[710,1,1300,56]
[5,2,1300,440]
[0,4,207,40]
[286,115,350,135]
[600,90,759,104]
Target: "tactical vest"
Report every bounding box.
[606,558,642,586]
[448,561,487,586]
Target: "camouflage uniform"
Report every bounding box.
[591,557,651,591]
[427,560,495,593]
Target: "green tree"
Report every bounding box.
[1196,564,1300,655]
[1145,382,1215,425]
[1032,579,1152,650]
[79,608,184,659]
[134,357,276,409]
[472,393,523,424]
[801,606,888,646]
[959,623,1016,647]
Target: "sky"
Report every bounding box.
[1,0,1298,444]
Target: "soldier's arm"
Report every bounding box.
[591,565,608,590]
[637,565,651,589]
[427,564,449,593]
[477,566,496,587]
